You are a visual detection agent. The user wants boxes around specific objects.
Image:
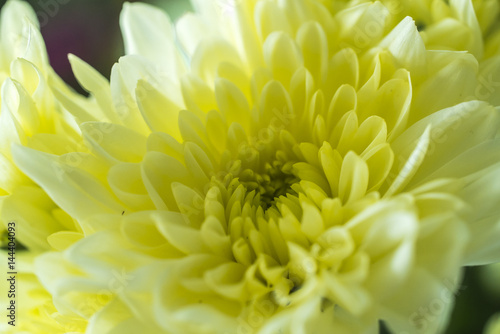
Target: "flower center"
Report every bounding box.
[239,160,298,210]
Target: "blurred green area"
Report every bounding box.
[1,0,499,332]
[450,266,500,334]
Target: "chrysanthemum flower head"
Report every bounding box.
[3,0,500,333]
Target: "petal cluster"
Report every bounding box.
[1,0,500,333]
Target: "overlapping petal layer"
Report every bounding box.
[1,0,500,333]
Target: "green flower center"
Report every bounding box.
[239,160,298,211]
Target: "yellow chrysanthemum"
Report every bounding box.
[2,0,500,333]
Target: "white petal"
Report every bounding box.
[12,145,123,221]
[379,16,426,75]
[176,13,212,57]
[0,1,47,70]
[120,2,186,80]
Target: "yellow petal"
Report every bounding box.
[120,2,186,80]
[12,145,123,221]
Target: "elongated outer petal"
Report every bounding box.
[382,215,468,334]
[81,122,147,164]
[0,0,47,71]
[461,165,500,265]
[411,52,478,122]
[383,126,431,197]
[407,101,500,187]
[11,145,123,221]
[136,79,182,139]
[0,78,28,151]
[69,54,120,124]
[109,54,185,136]
[85,298,165,334]
[0,151,29,193]
[379,16,426,75]
[1,185,64,251]
[450,0,483,58]
[176,13,212,57]
[120,2,186,80]
[263,32,303,87]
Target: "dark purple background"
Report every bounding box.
[21,0,159,93]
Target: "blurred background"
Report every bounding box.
[0,0,499,332]
[3,0,193,94]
